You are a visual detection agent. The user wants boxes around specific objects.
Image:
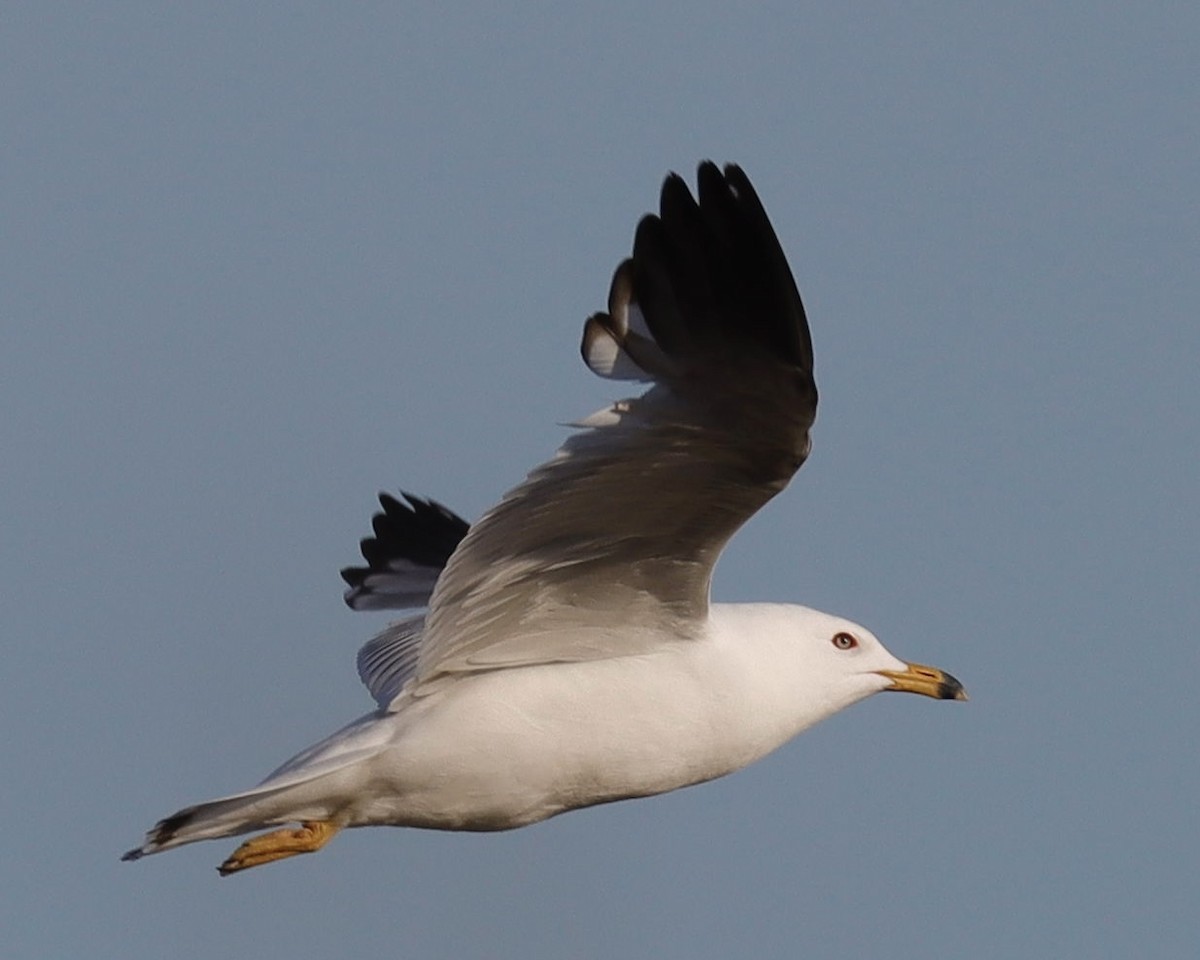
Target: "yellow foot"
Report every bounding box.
[218,820,340,877]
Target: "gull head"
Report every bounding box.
[793,608,968,706]
[717,605,967,729]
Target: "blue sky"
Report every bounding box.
[3,3,1197,958]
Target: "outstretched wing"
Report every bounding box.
[409,163,817,695]
[341,493,470,706]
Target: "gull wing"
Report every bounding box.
[413,163,817,694]
[340,493,470,705]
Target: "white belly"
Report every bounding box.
[350,642,794,831]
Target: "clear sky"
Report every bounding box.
[3,3,1197,958]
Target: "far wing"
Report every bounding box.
[341,493,469,705]
[341,492,469,611]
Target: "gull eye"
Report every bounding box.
[831,632,858,651]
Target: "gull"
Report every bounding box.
[122,162,965,876]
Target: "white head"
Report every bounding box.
[710,603,966,735]
[802,607,962,708]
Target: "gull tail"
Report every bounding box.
[123,713,389,863]
[121,791,281,861]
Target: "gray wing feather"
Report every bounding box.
[356,615,427,708]
[410,163,817,694]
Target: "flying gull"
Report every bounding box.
[123,162,965,876]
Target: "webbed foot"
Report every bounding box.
[217,820,340,876]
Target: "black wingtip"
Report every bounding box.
[340,490,471,608]
[627,161,812,379]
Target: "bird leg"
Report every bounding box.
[217,820,340,876]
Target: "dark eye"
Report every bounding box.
[831,632,858,650]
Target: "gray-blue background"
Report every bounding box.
[4,4,1196,958]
